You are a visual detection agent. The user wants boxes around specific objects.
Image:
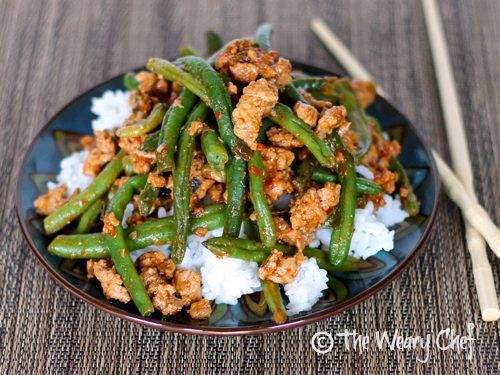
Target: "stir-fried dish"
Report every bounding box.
[35,25,419,323]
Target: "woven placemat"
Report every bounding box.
[0,0,498,373]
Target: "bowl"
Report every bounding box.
[16,62,440,335]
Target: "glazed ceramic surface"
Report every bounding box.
[17,63,439,335]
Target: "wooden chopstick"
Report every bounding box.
[420,0,500,321]
[311,17,500,321]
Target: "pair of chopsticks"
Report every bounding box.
[311,4,500,322]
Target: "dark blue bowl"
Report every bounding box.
[16,63,440,335]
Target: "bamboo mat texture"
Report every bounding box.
[0,0,498,373]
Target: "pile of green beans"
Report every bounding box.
[147,56,249,237]
[39,23,420,322]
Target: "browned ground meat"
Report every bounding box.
[259,146,296,203]
[315,106,349,139]
[141,268,184,316]
[293,101,318,127]
[232,79,279,150]
[275,182,341,250]
[361,130,401,194]
[298,89,333,111]
[226,81,238,96]
[172,269,203,304]
[118,136,143,154]
[189,150,217,205]
[33,184,68,215]
[214,39,292,87]
[136,251,176,279]
[188,120,204,136]
[147,173,167,188]
[187,299,212,320]
[130,151,156,174]
[263,168,294,203]
[83,130,117,176]
[350,80,377,109]
[87,259,131,303]
[258,249,305,284]
[102,212,120,237]
[266,127,304,149]
[136,252,184,316]
[136,71,169,99]
[260,146,295,171]
[80,135,95,150]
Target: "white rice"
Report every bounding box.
[355,165,374,180]
[46,150,94,195]
[314,196,408,260]
[179,227,262,304]
[90,90,132,131]
[284,258,328,315]
[375,194,409,227]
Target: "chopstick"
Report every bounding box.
[421,0,500,322]
[311,17,500,321]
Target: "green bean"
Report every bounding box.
[326,134,357,266]
[203,237,361,272]
[389,159,420,215]
[147,58,209,102]
[257,119,275,143]
[292,77,330,93]
[201,127,229,170]
[105,174,154,316]
[311,167,382,195]
[138,182,160,216]
[224,157,247,237]
[48,205,226,259]
[293,155,315,191]
[248,151,276,247]
[255,23,273,52]
[140,130,160,152]
[122,155,135,176]
[331,79,372,159]
[50,233,109,259]
[179,46,202,57]
[116,103,167,138]
[44,152,125,235]
[268,103,336,166]
[171,102,208,264]
[280,84,308,104]
[206,31,224,55]
[175,56,249,236]
[261,280,287,324]
[123,72,139,91]
[157,89,198,172]
[75,198,105,234]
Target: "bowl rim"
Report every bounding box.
[15,62,441,336]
